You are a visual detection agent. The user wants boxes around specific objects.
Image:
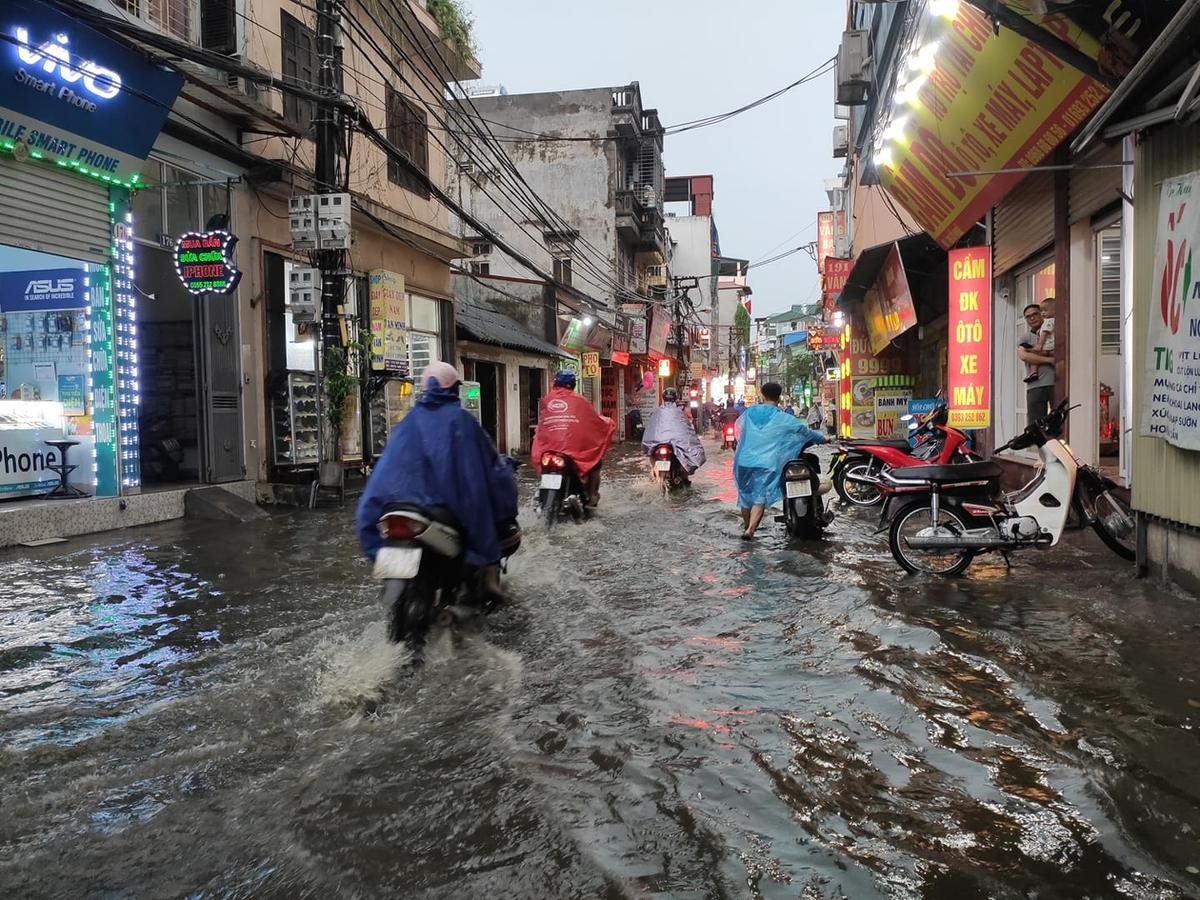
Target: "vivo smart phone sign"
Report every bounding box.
[1,0,183,183]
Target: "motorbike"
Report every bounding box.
[374,506,522,653]
[721,422,738,451]
[880,399,1137,576]
[537,451,589,526]
[776,440,832,539]
[832,403,979,508]
[650,442,690,494]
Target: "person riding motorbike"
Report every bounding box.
[642,387,706,476]
[355,361,518,605]
[531,370,616,508]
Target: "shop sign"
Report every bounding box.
[876,4,1106,248]
[822,257,852,299]
[581,352,601,378]
[367,269,408,374]
[864,243,918,355]
[1,0,184,185]
[908,398,940,419]
[874,388,913,439]
[947,246,991,428]
[647,307,670,356]
[1142,171,1200,450]
[621,304,647,355]
[817,211,834,273]
[0,412,62,497]
[610,351,630,366]
[174,231,241,295]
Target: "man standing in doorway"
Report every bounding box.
[1018,302,1055,420]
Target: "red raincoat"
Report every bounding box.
[531,387,616,476]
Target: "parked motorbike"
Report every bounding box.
[880,399,1137,576]
[650,442,689,494]
[538,451,589,526]
[374,507,522,653]
[776,441,833,539]
[721,423,738,451]
[832,404,978,508]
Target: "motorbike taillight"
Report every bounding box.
[379,515,427,540]
[725,426,735,436]
[656,445,671,457]
[540,452,566,470]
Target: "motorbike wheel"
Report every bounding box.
[541,488,562,527]
[1074,474,1137,561]
[785,499,822,539]
[384,571,436,651]
[834,459,883,507]
[888,500,974,576]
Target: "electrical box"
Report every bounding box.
[288,267,319,321]
[836,31,870,106]
[317,193,352,250]
[833,124,849,158]
[460,381,482,425]
[288,195,318,250]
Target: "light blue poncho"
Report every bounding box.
[733,404,825,508]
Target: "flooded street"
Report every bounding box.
[2,441,1199,898]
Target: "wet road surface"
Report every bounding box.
[2,440,1199,898]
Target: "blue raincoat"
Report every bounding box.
[356,385,518,566]
[642,403,706,472]
[733,404,826,509]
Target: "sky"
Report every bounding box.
[465,0,847,320]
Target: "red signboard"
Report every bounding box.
[864,243,918,355]
[822,257,852,297]
[947,247,992,428]
[817,211,834,274]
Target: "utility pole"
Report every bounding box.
[314,0,345,471]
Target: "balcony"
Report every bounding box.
[615,190,667,256]
[616,190,643,242]
[612,87,643,140]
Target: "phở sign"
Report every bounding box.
[174,231,241,295]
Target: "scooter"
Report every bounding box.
[832,403,979,508]
[374,507,522,653]
[880,399,1137,576]
[776,440,833,539]
[537,451,589,526]
[721,422,738,451]
[650,442,689,495]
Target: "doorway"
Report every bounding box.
[473,360,501,449]
[519,366,544,453]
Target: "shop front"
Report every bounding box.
[0,0,182,509]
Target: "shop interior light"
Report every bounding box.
[882,116,908,142]
[930,0,959,18]
[914,43,940,74]
[582,316,594,326]
[874,147,894,169]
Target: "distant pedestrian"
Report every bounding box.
[807,400,824,432]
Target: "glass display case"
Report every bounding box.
[271,371,319,467]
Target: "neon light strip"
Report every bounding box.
[111,191,140,491]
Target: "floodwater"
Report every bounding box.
[1,442,1198,898]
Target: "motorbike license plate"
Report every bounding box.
[654,460,672,472]
[540,473,564,490]
[373,546,422,579]
[785,480,813,499]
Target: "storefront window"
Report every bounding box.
[132,160,164,244]
[165,165,200,238]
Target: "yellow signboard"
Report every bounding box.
[877,5,1106,248]
[581,352,601,378]
[368,269,407,373]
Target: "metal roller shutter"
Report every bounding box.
[1069,142,1122,225]
[0,157,110,263]
[992,171,1054,276]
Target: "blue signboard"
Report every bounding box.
[783,331,808,347]
[1,0,184,184]
[0,267,85,311]
[907,398,940,418]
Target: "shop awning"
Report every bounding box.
[456,303,570,359]
[839,233,940,306]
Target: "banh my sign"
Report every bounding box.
[947,246,991,429]
[174,232,241,295]
[875,4,1107,248]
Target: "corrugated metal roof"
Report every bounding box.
[455,303,568,358]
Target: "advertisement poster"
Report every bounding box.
[1143,171,1200,450]
[368,269,408,373]
[57,374,85,416]
[874,389,913,439]
[850,377,876,438]
[876,3,1106,248]
[947,247,992,429]
[863,244,918,355]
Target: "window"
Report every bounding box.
[1098,226,1122,354]
[165,165,201,238]
[386,86,430,196]
[469,261,490,276]
[472,241,492,257]
[553,257,572,286]
[118,0,196,43]
[281,12,316,131]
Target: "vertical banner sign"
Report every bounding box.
[817,211,835,273]
[863,243,918,354]
[947,247,992,428]
[1143,171,1200,450]
[822,257,853,314]
[368,269,406,373]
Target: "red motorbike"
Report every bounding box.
[831,404,980,508]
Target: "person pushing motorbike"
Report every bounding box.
[642,387,705,477]
[355,361,519,605]
[531,370,616,508]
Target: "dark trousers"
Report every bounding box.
[1027,385,1055,421]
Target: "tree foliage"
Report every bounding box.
[427,0,477,60]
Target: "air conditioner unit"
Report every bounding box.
[836,30,870,106]
[833,125,849,158]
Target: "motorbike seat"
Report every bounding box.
[889,461,1002,483]
[385,503,462,530]
[842,438,911,450]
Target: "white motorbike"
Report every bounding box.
[880,400,1137,576]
